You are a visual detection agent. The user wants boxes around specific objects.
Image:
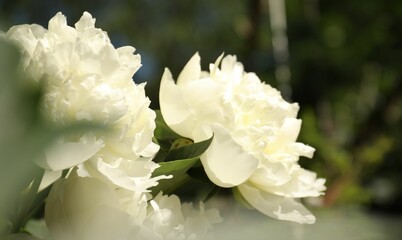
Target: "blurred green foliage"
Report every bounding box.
[0,38,49,236]
[0,0,401,213]
[0,38,102,237]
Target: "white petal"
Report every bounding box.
[286,142,315,158]
[251,167,326,198]
[138,142,160,158]
[210,53,224,77]
[40,141,103,171]
[177,52,201,86]
[75,11,95,32]
[199,124,258,188]
[95,159,136,190]
[45,177,131,240]
[249,163,291,187]
[266,118,301,153]
[48,12,67,30]
[159,68,195,138]
[279,118,302,143]
[182,78,225,123]
[238,183,316,224]
[38,170,62,191]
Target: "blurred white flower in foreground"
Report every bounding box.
[6,12,221,239]
[6,12,162,191]
[160,53,326,224]
[45,173,221,240]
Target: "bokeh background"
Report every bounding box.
[1,0,401,239]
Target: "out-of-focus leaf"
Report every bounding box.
[4,233,42,240]
[0,38,104,237]
[8,167,44,234]
[24,219,50,240]
[202,185,220,202]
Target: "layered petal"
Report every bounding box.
[251,168,326,198]
[40,140,103,171]
[159,68,195,138]
[177,52,201,86]
[264,118,301,154]
[200,124,258,188]
[238,183,315,224]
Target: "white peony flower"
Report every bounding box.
[159,53,326,224]
[6,12,162,191]
[45,173,221,240]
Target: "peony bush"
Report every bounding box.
[2,11,325,240]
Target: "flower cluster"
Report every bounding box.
[4,11,325,240]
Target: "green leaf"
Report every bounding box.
[170,138,193,149]
[187,166,211,183]
[151,174,190,196]
[152,136,213,177]
[151,155,200,195]
[151,135,213,195]
[154,110,182,140]
[152,147,168,163]
[202,185,221,202]
[154,158,199,176]
[165,135,213,162]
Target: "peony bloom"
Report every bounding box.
[45,173,221,240]
[160,53,326,224]
[7,12,162,191]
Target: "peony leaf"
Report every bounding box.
[154,158,199,176]
[202,185,220,202]
[164,135,213,162]
[154,110,182,141]
[152,174,190,196]
[151,163,192,195]
[151,135,213,195]
[187,166,210,183]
